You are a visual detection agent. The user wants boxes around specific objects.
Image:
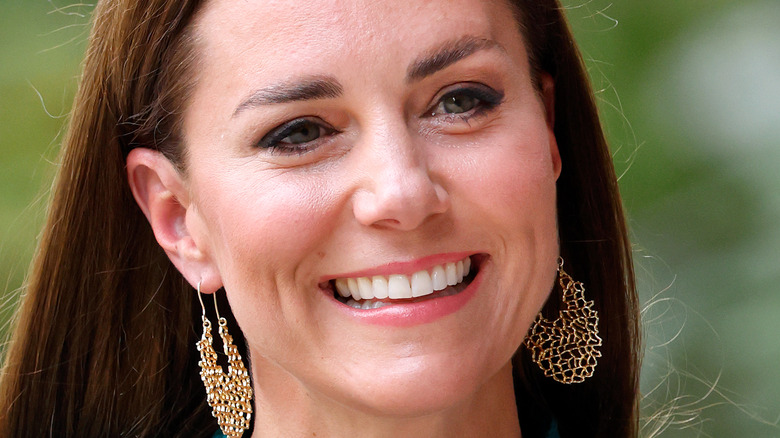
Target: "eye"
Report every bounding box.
[441,93,478,114]
[427,84,504,118]
[256,117,336,153]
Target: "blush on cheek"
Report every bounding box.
[206,175,340,282]
[470,146,557,207]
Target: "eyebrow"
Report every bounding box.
[233,75,343,117]
[405,36,503,83]
[232,36,501,117]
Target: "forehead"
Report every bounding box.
[191,0,523,81]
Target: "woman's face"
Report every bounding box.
[181,0,560,416]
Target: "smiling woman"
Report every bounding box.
[0,1,639,437]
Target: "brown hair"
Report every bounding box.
[0,1,639,437]
[510,2,641,437]
[0,1,212,436]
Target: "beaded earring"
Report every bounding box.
[196,282,254,437]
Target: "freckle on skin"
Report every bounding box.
[317,251,326,259]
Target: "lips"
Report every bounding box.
[326,255,478,310]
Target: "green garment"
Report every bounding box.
[212,420,561,438]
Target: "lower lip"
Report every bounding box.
[326,264,484,327]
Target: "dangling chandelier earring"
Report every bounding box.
[524,257,602,384]
[196,282,254,437]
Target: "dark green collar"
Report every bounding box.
[213,420,560,438]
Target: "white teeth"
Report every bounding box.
[346,299,392,309]
[411,270,433,298]
[347,277,360,300]
[335,278,350,297]
[357,277,373,300]
[431,265,447,291]
[333,256,474,305]
[445,262,458,286]
[372,276,389,299]
[388,274,413,299]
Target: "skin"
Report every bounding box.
[127,0,562,436]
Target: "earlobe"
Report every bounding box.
[126,148,221,291]
[540,73,562,179]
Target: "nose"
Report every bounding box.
[351,128,450,230]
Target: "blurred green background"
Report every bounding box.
[1,1,778,436]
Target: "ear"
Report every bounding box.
[540,73,562,179]
[126,148,222,293]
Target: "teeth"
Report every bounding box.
[357,277,373,300]
[333,256,473,306]
[335,278,350,297]
[388,275,412,299]
[346,299,392,310]
[372,276,389,299]
[411,270,433,298]
[431,265,447,291]
[445,262,458,286]
[347,278,360,300]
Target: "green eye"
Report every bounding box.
[429,84,503,118]
[282,120,322,144]
[442,94,478,114]
[257,117,335,153]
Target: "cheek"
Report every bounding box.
[447,127,559,228]
[198,170,338,291]
[480,152,555,206]
[448,126,560,325]
[194,169,347,362]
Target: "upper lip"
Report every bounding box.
[319,251,479,281]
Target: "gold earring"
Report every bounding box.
[196,282,254,437]
[524,257,602,384]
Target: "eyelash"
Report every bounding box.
[255,83,504,154]
[425,83,504,121]
[256,117,337,154]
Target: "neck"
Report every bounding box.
[247,359,521,438]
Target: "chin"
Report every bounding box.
[331,355,507,418]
